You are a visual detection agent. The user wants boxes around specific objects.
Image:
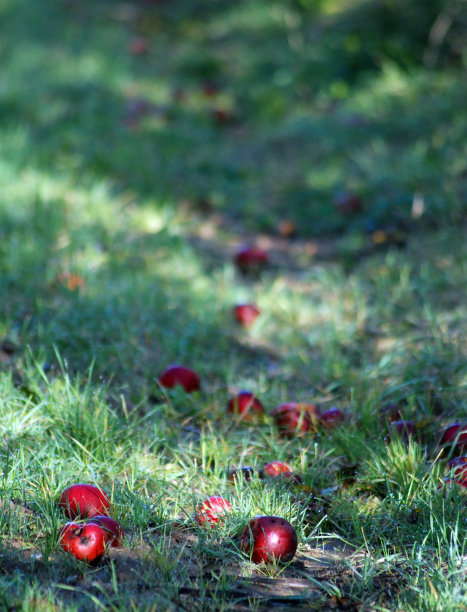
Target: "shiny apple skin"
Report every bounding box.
[240,516,298,564]
[227,391,265,420]
[59,484,111,519]
[59,522,107,562]
[197,496,232,527]
[159,365,201,393]
[88,515,124,547]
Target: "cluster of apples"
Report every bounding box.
[58,484,124,563]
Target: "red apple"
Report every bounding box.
[227,467,255,482]
[196,496,232,527]
[439,423,467,450]
[234,246,268,274]
[262,461,293,478]
[159,365,201,393]
[234,304,261,327]
[240,516,298,564]
[271,403,311,438]
[447,456,467,472]
[319,407,345,429]
[59,484,111,519]
[334,192,362,214]
[390,419,416,442]
[88,515,124,548]
[127,37,148,55]
[227,391,265,421]
[59,522,107,562]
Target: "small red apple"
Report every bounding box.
[234,304,261,327]
[390,419,416,441]
[319,407,345,429]
[262,461,293,478]
[271,403,311,438]
[227,391,265,421]
[334,192,362,214]
[439,423,467,450]
[240,516,298,564]
[159,365,201,393]
[59,484,111,519]
[447,456,467,472]
[227,467,255,482]
[59,522,107,562]
[234,246,268,274]
[88,515,124,548]
[196,496,232,527]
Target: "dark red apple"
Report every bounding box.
[272,403,311,438]
[447,456,467,472]
[439,423,467,450]
[334,192,362,214]
[59,484,111,519]
[159,365,201,393]
[319,407,345,429]
[240,516,298,564]
[88,515,124,548]
[234,246,268,274]
[196,496,232,527]
[390,419,416,441]
[234,304,261,327]
[227,391,265,421]
[59,522,107,562]
[227,467,255,482]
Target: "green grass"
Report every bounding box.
[0,0,466,609]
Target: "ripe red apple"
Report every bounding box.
[59,522,107,562]
[262,461,293,478]
[234,246,268,274]
[319,407,345,429]
[88,515,124,548]
[159,365,201,393]
[196,496,232,527]
[439,423,467,450]
[240,516,298,564]
[390,419,416,442]
[334,192,362,214]
[234,304,261,327]
[227,467,255,482]
[227,391,265,421]
[447,456,467,472]
[59,484,111,519]
[272,403,311,438]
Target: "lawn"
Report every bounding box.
[1,0,467,609]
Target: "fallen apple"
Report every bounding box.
[59,484,111,519]
[197,496,232,527]
[390,419,416,442]
[159,365,201,393]
[271,403,311,438]
[234,304,261,327]
[234,246,268,274]
[227,391,265,421]
[88,515,124,548]
[439,423,467,450]
[240,515,298,564]
[227,467,255,482]
[319,407,345,429]
[260,461,303,484]
[59,522,107,563]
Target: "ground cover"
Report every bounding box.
[1,0,467,609]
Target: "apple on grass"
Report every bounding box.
[240,516,298,564]
[260,461,302,485]
[271,403,313,438]
[234,304,261,327]
[88,515,124,548]
[59,484,111,519]
[390,419,416,442]
[439,423,467,450]
[159,365,201,393]
[319,407,345,429]
[234,246,268,274]
[227,391,265,421]
[196,496,232,527]
[59,522,107,563]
